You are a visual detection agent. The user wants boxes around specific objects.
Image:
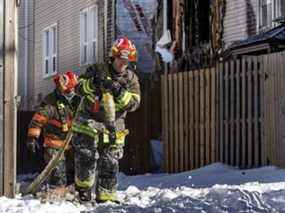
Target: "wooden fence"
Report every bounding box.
[162,68,217,173]
[162,51,285,173]
[263,51,285,167]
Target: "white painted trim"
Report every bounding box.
[80,7,88,65]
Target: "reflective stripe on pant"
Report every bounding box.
[72,133,99,190]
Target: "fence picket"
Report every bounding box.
[168,74,174,172]
[200,69,205,167]
[230,60,235,166]
[173,73,179,172]
[253,57,259,167]
[241,58,247,168]
[178,72,184,171]
[161,75,168,171]
[224,62,229,164]
[194,70,200,168]
[211,68,216,163]
[189,72,195,170]
[247,57,253,168]
[259,56,266,166]
[183,72,189,170]
[205,69,211,165]
[236,60,241,167]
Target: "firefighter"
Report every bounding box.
[26,71,80,188]
[72,37,141,202]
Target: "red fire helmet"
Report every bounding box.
[111,37,137,62]
[53,71,78,93]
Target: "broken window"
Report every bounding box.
[187,0,210,47]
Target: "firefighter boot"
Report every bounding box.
[96,184,119,203]
[78,188,92,203]
[96,180,119,203]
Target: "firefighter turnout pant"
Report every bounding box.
[72,133,99,191]
[96,142,124,201]
[71,131,125,201]
[44,147,75,187]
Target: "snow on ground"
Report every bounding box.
[1,163,285,212]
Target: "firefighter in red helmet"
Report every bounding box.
[72,37,141,202]
[27,71,81,187]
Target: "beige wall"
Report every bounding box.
[33,0,113,109]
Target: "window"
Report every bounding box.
[260,0,285,30]
[274,0,285,20]
[42,24,57,77]
[260,0,272,29]
[80,5,98,65]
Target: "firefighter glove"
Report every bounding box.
[26,137,40,155]
[103,80,124,97]
[106,121,116,144]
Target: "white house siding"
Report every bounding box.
[223,0,259,49]
[116,0,157,73]
[27,0,35,110]
[33,0,112,109]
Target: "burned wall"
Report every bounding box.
[116,0,157,73]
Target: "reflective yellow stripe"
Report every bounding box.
[103,129,129,144]
[129,92,141,102]
[97,191,117,202]
[103,133,109,143]
[116,91,132,110]
[86,94,96,103]
[82,79,95,94]
[116,91,140,111]
[72,123,98,138]
[75,176,95,188]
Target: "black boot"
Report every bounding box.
[78,188,92,202]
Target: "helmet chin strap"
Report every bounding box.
[62,91,75,102]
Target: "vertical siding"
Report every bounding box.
[33,0,111,109]
[223,0,259,49]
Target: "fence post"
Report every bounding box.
[3,0,17,197]
[0,0,4,196]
